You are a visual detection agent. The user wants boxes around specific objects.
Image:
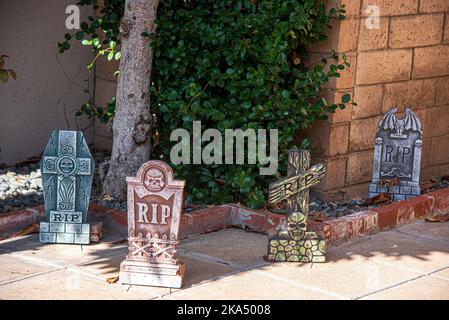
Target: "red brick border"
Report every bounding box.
[0,205,45,235]
[1,188,449,244]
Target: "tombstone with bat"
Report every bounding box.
[369,108,423,201]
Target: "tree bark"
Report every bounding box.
[103,0,159,200]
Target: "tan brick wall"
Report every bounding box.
[306,0,449,200]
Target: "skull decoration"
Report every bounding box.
[415,139,422,148]
[57,156,76,175]
[287,213,307,240]
[144,169,166,191]
[375,137,383,145]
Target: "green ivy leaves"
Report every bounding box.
[61,0,355,208]
[0,55,16,83]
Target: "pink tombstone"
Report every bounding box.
[119,160,186,288]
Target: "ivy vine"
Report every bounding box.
[0,55,17,83]
[59,0,356,208]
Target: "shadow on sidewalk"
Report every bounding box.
[1,221,448,289]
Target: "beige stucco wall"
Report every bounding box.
[0,0,94,166]
[304,0,449,200]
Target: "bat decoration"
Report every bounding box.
[404,109,422,133]
[379,108,398,132]
[378,108,422,136]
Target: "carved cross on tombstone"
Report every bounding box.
[265,148,326,263]
[39,130,94,244]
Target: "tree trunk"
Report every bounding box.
[103,0,159,200]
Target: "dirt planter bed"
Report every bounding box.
[1,188,449,245]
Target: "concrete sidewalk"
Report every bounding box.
[0,221,448,300]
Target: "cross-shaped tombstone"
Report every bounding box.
[265,148,326,263]
[39,130,94,244]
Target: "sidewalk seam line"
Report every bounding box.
[393,229,449,247]
[427,265,449,281]
[181,249,349,300]
[356,265,449,299]
[375,259,449,277]
[252,269,350,300]
[157,269,244,299]
[0,268,62,287]
[8,251,66,269]
[353,274,426,300]
[430,274,449,282]
[8,245,128,269]
[373,259,428,275]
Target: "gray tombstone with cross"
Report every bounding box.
[39,130,95,244]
